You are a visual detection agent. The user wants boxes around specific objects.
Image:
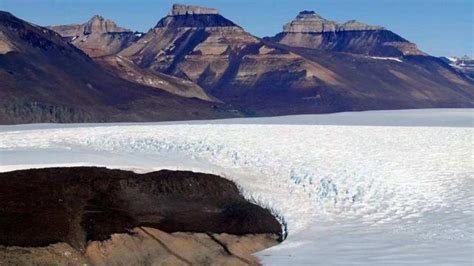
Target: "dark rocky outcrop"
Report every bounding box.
[0,167,283,250]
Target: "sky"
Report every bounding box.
[0,0,472,57]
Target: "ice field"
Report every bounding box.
[1,109,473,265]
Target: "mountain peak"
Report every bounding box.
[90,14,103,20]
[296,10,325,20]
[48,15,138,57]
[83,15,129,34]
[283,10,336,33]
[168,4,219,16]
[155,4,237,28]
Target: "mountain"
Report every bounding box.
[2,5,473,123]
[266,11,424,57]
[48,15,141,58]
[0,11,232,124]
[119,4,261,86]
[119,4,473,115]
[49,15,217,102]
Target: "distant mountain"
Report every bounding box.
[48,15,141,58]
[49,15,217,102]
[118,4,473,115]
[266,11,424,57]
[0,11,232,124]
[1,5,473,123]
[439,55,474,79]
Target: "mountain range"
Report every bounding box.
[1,4,472,124]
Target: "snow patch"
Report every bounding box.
[369,56,403,62]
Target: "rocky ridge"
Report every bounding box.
[1,228,278,265]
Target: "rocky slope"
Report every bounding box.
[0,167,282,264]
[267,11,424,56]
[120,4,473,116]
[95,55,217,102]
[0,11,233,124]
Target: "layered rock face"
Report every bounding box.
[269,11,424,56]
[0,11,232,124]
[1,228,279,265]
[49,15,140,57]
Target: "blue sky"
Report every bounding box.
[0,0,472,57]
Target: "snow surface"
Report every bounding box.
[1,109,473,265]
[369,56,403,62]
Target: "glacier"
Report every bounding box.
[0,109,473,265]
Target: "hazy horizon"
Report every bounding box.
[0,0,472,57]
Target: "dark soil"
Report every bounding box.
[0,167,282,249]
